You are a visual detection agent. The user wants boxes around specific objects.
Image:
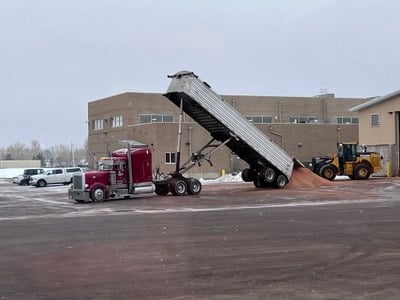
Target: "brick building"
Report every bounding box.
[88,92,367,178]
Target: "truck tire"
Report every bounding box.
[37,179,47,187]
[155,182,169,196]
[253,177,271,188]
[274,174,288,188]
[187,178,202,195]
[241,168,255,182]
[354,164,371,180]
[319,164,337,181]
[170,180,187,196]
[263,167,275,183]
[92,187,106,202]
[253,177,262,188]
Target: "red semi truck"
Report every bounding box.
[69,142,202,203]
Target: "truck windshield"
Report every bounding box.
[98,160,115,170]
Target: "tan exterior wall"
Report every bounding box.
[358,95,400,145]
[87,92,365,178]
[356,93,400,176]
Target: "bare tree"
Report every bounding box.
[0,141,87,167]
[5,143,27,160]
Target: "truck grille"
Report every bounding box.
[73,174,83,190]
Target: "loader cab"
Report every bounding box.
[338,143,357,163]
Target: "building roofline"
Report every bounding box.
[349,89,400,112]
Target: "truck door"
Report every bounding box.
[47,169,64,183]
[116,161,127,184]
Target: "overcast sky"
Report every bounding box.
[1,0,399,148]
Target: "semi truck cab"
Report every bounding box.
[70,147,155,202]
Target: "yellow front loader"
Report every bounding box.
[311,142,382,180]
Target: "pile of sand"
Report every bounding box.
[286,166,332,189]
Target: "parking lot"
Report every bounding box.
[1,177,400,299]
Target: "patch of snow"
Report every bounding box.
[200,172,244,185]
[335,176,350,180]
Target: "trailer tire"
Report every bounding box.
[354,164,371,180]
[253,177,272,188]
[187,178,202,195]
[253,178,263,188]
[263,168,275,183]
[241,168,255,182]
[170,180,187,196]
[274,174,288,188]
[91,187,106,202]
[319,164,337,181]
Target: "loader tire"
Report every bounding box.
[319,164,337,181]
[354,164,371,180]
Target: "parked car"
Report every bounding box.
[29,167,82,187]
[12,168,46,185]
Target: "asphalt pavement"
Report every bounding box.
[1,178,400,299]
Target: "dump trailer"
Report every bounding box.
[164,71,299,188]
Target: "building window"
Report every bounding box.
[140,114,174,123]
[290,116,317,123]
[111,116,123,128]
[262,116,272,123]
[162,115,173,122]
[140,115,151,123]
[245,116,272,124]
[93,119,103,130]
[152,115,162,122]
[370,113,379,127]
[331,116,359,124]
[165,152,176,164]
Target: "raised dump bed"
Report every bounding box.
[164,71,297,188]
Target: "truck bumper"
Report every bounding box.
[70,190,91,201]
